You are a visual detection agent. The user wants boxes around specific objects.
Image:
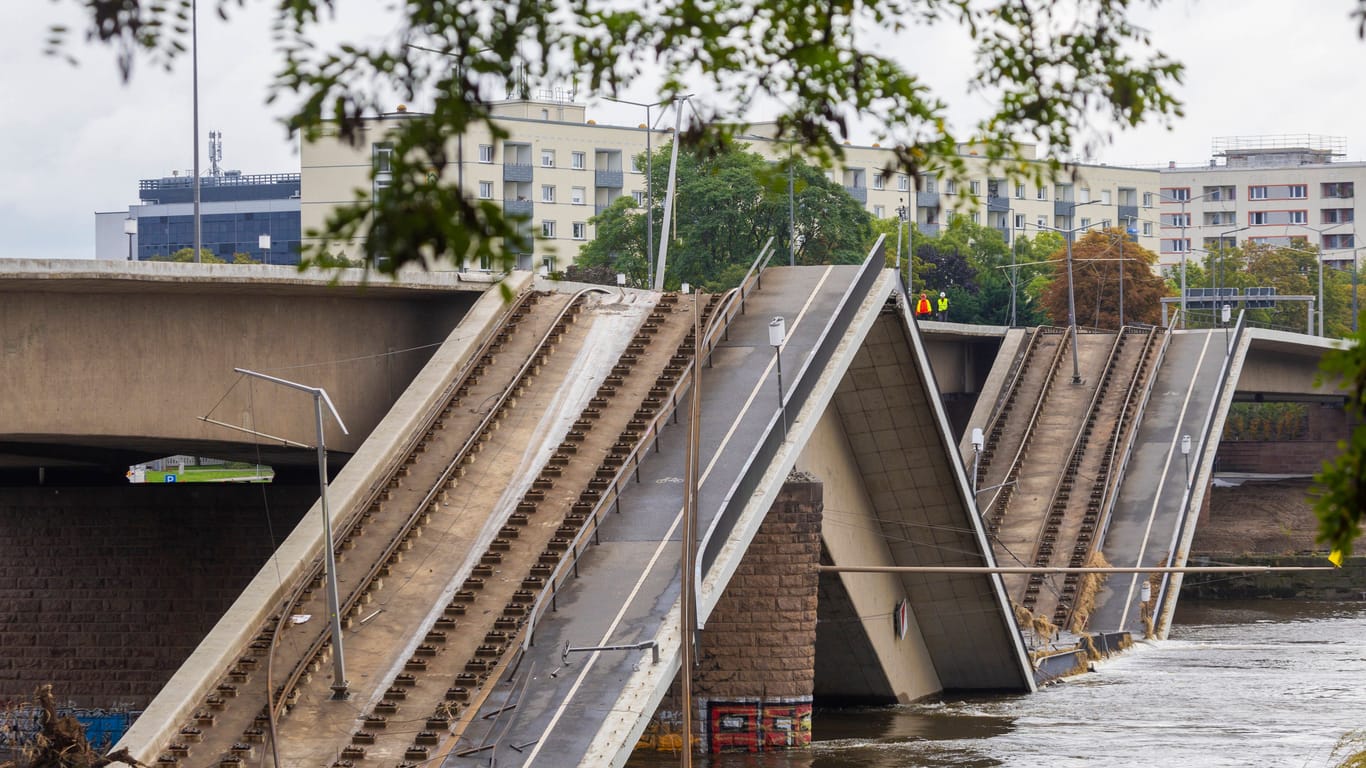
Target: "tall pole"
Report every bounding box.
[191,0,202,263]
[646,105,654,286]
[1179,196,1188,323]
[1354,248,1361,333]
[1008,209,1018,326]
[1118,221,1127,328]
[1065,234,1081,384]
[679,296,701,768]
[1318,253,1326,337]
[235,368,350,699]
[788,149,796,267]
[653,96,688,292]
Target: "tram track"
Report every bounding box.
[153,287,601,767]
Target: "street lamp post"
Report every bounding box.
[235,368,351,699]
[603,96,664,286]
[769,316,787,438]
[895,201,909,295]
[1287,222,1348,337]
[1035,217,1108,385]
[123,216,137,261]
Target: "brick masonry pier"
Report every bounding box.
[0,484,312,709]
[638,478,823,755]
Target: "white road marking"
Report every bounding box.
[521,267,835,765]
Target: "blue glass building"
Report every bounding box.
[118,172,302,264]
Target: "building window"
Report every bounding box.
[1249,211,1269,225]
[542,220,556,238]
[873,205,885,218]
[572,222,587,240]
[478,181,493,199]
[1322,182,1355,198]
[1323,208,1354,224]
[479,144,494,163]
[373,143,394,174]
[873,173,886,191]
[1080,217,1091,228]
[541,150,555,168]
[541,185,556,203]
[922,177,936,194]
[1163,212,1191,227]
[571,151,586,170]
[1078,187,1091,203]
[944,179,957,195]
[1288,184,1307,199]
[1163,238,1190,253]
[1163,187,1191,202]
[970,211,980,224]
[1142,221,1153,236]
[1249,186,1268,200]
[1289,210,1307,224]
[1016,183,1026,199]
[630,154,644,173]
[1325,234,1356,249]
[1036,186,1047,201]
[1036,215,1047,228]
[633,190,646,206]
[897,175,909,192]
[1143,192,1154,208]
[970,180,982,195]
[571,186,586,205]
[1014,213,1025,229]
[1101,189,1112,205]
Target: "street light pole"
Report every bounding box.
[603,96,664,286]
[769,316,787,438]
[1037,212,1104,385]
[123,216,137,261]
[235,367,351,699]
[895,201,908,296]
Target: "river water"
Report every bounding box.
[629,600,1366,768]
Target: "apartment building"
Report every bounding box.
[1158,136,1361,270]
[300,96,1161,269]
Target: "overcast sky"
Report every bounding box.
[6,1,1366,260]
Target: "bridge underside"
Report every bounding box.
[806,307,1034,701]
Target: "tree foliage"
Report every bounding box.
[1315,332,1366,559]
[577,143,871,291]
[53,0,1184,275]
[1038,229,1166,328]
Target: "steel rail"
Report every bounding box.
[265,288,604,729]
[982,326,1072,526]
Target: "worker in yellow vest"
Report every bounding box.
[915,292,932,318]
[937,291,949,320]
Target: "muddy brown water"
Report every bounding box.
[628,600,1366,768]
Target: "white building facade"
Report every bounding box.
[300,97,1162,270]
[1158,135,1360,271]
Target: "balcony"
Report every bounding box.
[503,199,534,217]
[916,191,939,209]
[503,163,533,183]
[845,186,868,204]
[1118,204,1139,225]
[595,169,623,189]
[987,195,1010,212]
[1054,200,1077,217]
[919,222,940,237]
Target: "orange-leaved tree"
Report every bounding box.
[1038,228,1169,329]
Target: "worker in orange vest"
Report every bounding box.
[915,292,932,318]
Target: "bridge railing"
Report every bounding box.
[1153,309,1247,633]
[520,239,775,651]
[695,237,885,617]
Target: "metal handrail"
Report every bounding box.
[520,238,777,650]
[1153,309,1247,633]
[695,237,885,604]
[981,326,1073,524]
[268,287,605,721]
